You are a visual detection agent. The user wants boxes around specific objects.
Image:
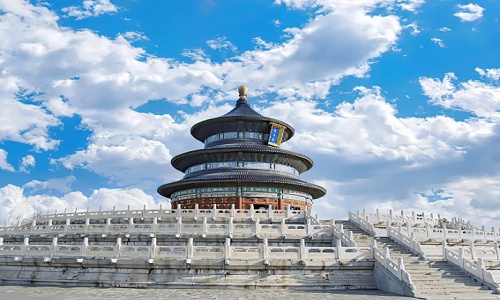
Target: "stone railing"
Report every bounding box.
[386,226,426,258]
[373,243,415,290]
[348,211,387,237]
[351,209,500,256]
[0,237,373,263]
[355,209,440,227]
[386,224,500,261]
[445,243,500,261]
[354,209,489,233]
[402,225,500,243]
[0,218,332,240]
[10,204,307,226]
[332,222,357,247]
[445,247,500,290]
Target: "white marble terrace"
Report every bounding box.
[3,206,500,292]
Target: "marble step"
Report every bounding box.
[413,286,488,292]
[415,287,493,297]
[411,278,480,284]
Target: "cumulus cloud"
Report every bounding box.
[255,77,500,228]
[476,67,500,81]
[310,125,500,228]
[57,133,176,186]
[62,0,118,20]
[420,72,500,118]
[426,176,500,226]
[261,86,492,162]
[0,149,15,172]
[454,3,485,22]
[439,27,451,32]
[19,155,35,173]
[0,76,60,149]
[0,184,169,225]
[397,0,425,12]
[4,0,500,230]
[0,0,404,183]
[232,4,401,98]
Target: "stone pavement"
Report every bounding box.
[0,287,403,300]
[0,286,499,300]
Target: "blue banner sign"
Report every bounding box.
[268,122,285,147]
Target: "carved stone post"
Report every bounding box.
[224,237,231,261]
[151,237,157,259]
[280,218,287,238]
[175,216,182,238]
[254,217,260,238]
[262,238,269,261]
[300,238,307,260]
[202,217,208,238]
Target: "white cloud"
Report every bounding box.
[439,27,451,32]
[6,0,500,230]
[0,0,405,183]
[252,37,276,50]
[422,176,500,226]
[273,0,319,10]
[404,22,421,35]
[397,0,425,12]
[0,0,404,110]
[247,76,500,229]
[310,135,500,228]
[0,184,169,225]
[0,76,60,150]
[419,72,456,99]
[206,36,238,53]
[420,72,500,118]
[57,132,176,186]
[233,5,401,97]
[181,48,208,61]
[19,154,35,173]
[275,0,425,12]
[260,86,490,162]
[62,0,118,20]
[431,37,445,48]
[0,149,15,172]
[120,32,149,43]
[24,175,75,194]
[476,67,500,81]
[454,3,485,22]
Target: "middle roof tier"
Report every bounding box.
[171,144,314,174]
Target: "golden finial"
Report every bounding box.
[238,86,248,99]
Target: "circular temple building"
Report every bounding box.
[157,87,326,211]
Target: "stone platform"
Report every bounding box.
[0,207,499,299]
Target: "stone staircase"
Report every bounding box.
[337,220,496,298]
[335,220,372,247]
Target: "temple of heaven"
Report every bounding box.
[157,86,326,212]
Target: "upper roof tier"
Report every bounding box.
[190,87,295,143]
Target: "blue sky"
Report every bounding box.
[1,0,500,227]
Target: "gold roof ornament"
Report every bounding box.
[238,86,248,99]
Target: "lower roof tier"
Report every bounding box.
[157,171,326,199]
